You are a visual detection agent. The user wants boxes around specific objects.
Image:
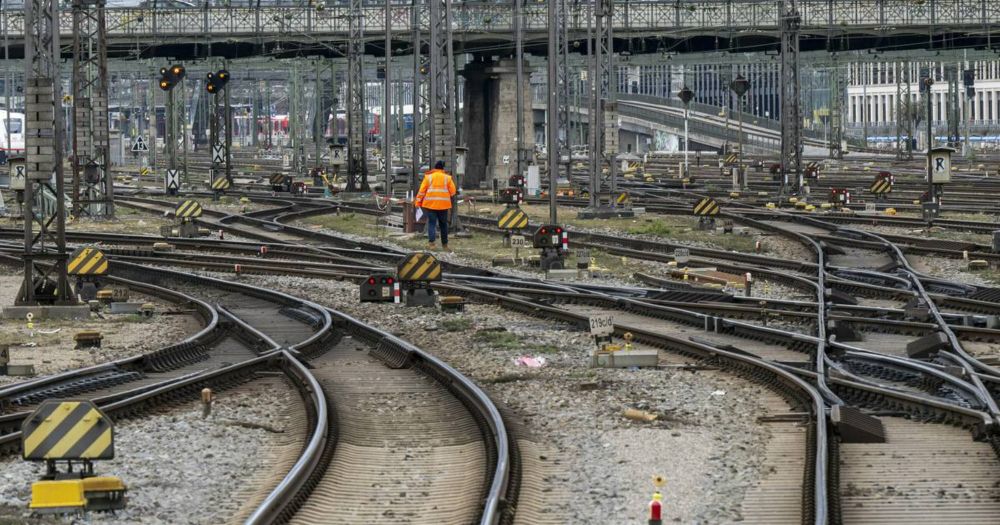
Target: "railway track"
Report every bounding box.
[0,250,515,524]
[23,185,1000,522]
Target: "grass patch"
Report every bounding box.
[473,329,521,349]
[974,268,1000,286]
[439,317,473,332]
[302,212,383,237]
[926,229,994,245]
[626,218,676,237]
[941,211,997,222]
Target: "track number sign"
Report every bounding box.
[588,314,615,337]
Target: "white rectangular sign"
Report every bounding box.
[929,151,951,183]
[9,163,25,190]
[588,314,615,337]
[510,235,525,248]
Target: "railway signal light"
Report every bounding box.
[206,70,230,94]
[677,86,694,106]
[158,64,186,91]
[729,74,750,97]
[964,69,975,98]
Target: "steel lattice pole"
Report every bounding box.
[546,0,563,224]
[602,0,618,202]
[19,0,71,305]
[779,0,802,193]
[209,73,232,186]
[384,0,392,197]
[347,0,369,191]
[830,62,843,159]
[428,0,455,171]
[71,0,112,217]
[514,0,525,183]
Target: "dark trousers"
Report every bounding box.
[425,208,450,245]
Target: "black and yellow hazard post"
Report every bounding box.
[396,252,442,307]
[270,173,292,193]
[22,400,126,514]
[692,197,720,230]
[497,206,529,246]
[532,224,569,271]
[804,161,819,179]
[870,174,892,201]
[171,199,203,238]
[210,175,231,201]
[66,246,108,302]
[616,192,631,208]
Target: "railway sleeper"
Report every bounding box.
[832,385,989,434]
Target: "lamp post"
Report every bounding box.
[677,86,694,177]
[729,74,750,187]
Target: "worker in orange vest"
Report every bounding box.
[415,160,457,251]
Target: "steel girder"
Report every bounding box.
[289,63,305,177]
[428,0,456,174]
[210,81,232,186]
[19,0,71,305]
[829,62,843,159]
[347,0,369,191]
[589,0,618,206]
[779,0,802,192]
[946,64,960,147]
[895,60,913,160]
[412,3,428,188]
[71,0,112,218]
[546,0,568,224]
[514,0,526,181]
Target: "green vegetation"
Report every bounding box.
[302,212,384,237]
[439,317,473,332]
[940,211,996,222]
[473,329,521,350]
[925,228,994,245]
[472,328,568,356]
[974,268,1000,286]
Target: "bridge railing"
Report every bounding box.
[616,100,781,154]
[0,1,997,39]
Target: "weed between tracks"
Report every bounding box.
[473,327,563,355]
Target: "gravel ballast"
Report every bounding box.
[207,270,776,523]
[0,378,297,525]
[0,272,201,387]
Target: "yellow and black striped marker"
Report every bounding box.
[211,177,231,191]
[175,200,203,218]
[269,173,287,185]
[139,167,150,177]
[22,400,114,461]
[870,178,892,194]
[66,246,108,276]
[397,252,443,282]
[497,207,529,230]
[693,197,720,216]
[724,153,738,165]
[616,192,630,205]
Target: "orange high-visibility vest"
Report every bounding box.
[415,169,457,210]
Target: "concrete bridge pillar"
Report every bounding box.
[462,57,534,189]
